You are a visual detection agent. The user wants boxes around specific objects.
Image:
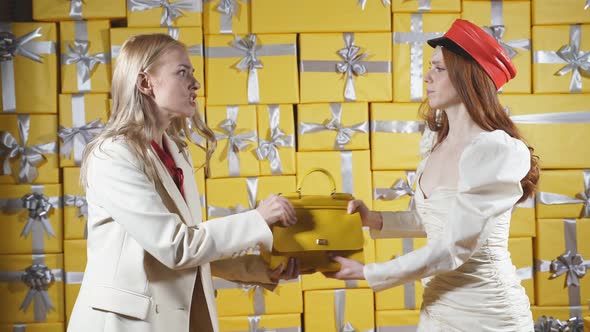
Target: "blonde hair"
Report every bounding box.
[80,34,216,187]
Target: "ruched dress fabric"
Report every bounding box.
[364,130,534,332]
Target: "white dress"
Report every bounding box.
[364,130,534,332]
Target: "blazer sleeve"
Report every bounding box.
[369,211,426,239]
[210,256,277,290]
[86,139,273,270]
[363,131,530,291]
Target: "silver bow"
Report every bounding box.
[58,119,104,165]
[69,0,84,19]
[255,106,294,175]
[215,118,257,176]
[128,0,200,26]
[565,316,584,332]
[483,25,531,59]
[357,0,390,10]
[217,0,239,16]
[585,0,590,10]
[577,186,590,218]
[299,103,369,150]
[21,193,56,239]
[63,194,88,219]
[232,34,263,104]
[555,26,590,93]
[0,115,58,183]
[337,33,368,102]
[0,27,45,63]
[20,264,55,314]
[549,251,588,287]
[61,40,110,84]
[374,172,417,211]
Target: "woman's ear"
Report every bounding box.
[136,72,153,97]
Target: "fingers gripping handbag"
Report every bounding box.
[262,168,365,272]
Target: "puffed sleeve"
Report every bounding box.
[86,139,273,271]
[363,131,530,291]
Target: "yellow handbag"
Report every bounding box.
[262,168,365,272]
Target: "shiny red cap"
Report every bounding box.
[427,19,517,89]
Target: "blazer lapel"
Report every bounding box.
[149,136,194,226]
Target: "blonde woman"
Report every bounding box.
[67,34,298,332]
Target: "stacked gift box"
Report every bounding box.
[1,0,589,331]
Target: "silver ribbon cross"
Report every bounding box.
[232,35,263,104]
[373,171,417,211]
[61,40,110,90]
[337,33,368,102]
[127,0,202,26]
[357,0,390,10]
[213,106,257,177]
[255,105,294,175]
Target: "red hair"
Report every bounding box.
[420,47,539,204]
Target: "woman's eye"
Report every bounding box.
[435,67,445,72]
[179,70,186,76]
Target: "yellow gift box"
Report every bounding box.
[0,184,63,254]
[193,167,207,221]
[297,103,370,152]
[206,176,296,219]
[59,94,109,167]
[0,115,59,184]
[531,306,590,329]
[301,227,375,291]
[206,105,259,178]
[393,13,459,102]
[499,95,590,169]
[214,277,302,317]
[219,313,301,332]
[110,27,205,97]
[586,316,590,332]
[127,0,203,27]
[299,33,392,103]
[305,289,374,332]
[372,170,417,213]
[63,168,87,240]
[392,0,460,13]
[60,21,110,94]
[33,0,125,21]
[64,240,86,324]
[534,218,590,306]
[376,309,420,331]
[297,151,373,209]
[0,23,57,114]
[370,103,423,170]
[0,323,64,332]
[256,104,296,176]
[186,97,208,168]
[533,0,590,25]
[251,0,391,33]
[510,196,536,237]
[374,237,426,310]
[204,0,249,34]
[205,34,299,105]
[508,237,535,304]
[536,170,588,219]
[462,1,531,93]
[532,25,590,94]
[0,254,64,323]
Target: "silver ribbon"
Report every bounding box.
[341,151,354,195]
[402,238,416,309]
[334,289,374,332]
[357,0,390,10]
[245,315,300,332]
[535,219,590,307]
[299,103,369,150]
[534,24,590,93]
[186,118,207,149]
[510,110,590,124]
[516,266,534,281]
[373,171,417,211]
[482,1,531,59]
[213,106,257,177]
[207,177,258,217]
[536,170,590,218]
[13,324,26,332]
[401,0,432,12]
[209,0,249,34]
[1,25,57,113]
[127,0,203,27]
[0,114,58,183]
[255,105,294,175]
[0,255,64,322]
[233,34,262,104]
[63,194,88,238]
[534,315,584,332]
[0,185,62,253]
[393,14,444,101]
[337,33,368,101]
[69,0,83,19]
[61,41,110,91]
[65,271,84,285]
[371,120,425,134]
[586,0,590,10]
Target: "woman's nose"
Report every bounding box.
[192,77,201,91]
[424,70,432,83]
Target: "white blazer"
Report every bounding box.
[67,134,274,332]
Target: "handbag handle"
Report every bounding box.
[297,168,337,198]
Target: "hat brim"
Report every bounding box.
[427,36,474,60]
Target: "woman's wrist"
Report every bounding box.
[368,211,383,230]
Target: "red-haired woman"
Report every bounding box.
[326,19,539,331]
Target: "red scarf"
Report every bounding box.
[151,139,185,199]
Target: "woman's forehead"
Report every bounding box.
[430,47,444,62]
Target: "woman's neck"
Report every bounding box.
[443,103,484,145]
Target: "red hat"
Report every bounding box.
[427,19,517,89]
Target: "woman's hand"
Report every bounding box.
[347,199,382,230]
[257,194,297,227]
[322,254,365,280]
[268,257,300,282]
